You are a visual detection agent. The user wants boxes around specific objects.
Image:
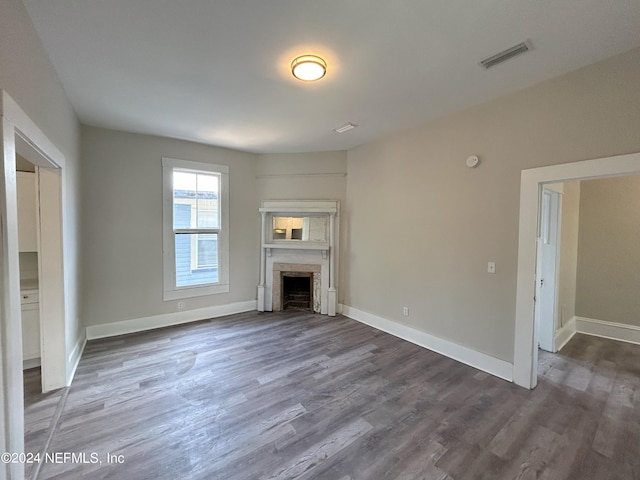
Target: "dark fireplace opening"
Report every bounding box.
[282,273,313,311]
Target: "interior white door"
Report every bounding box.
[535,189,561,352]
[36,167,67,392]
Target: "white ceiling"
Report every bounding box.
[24,0,640,154]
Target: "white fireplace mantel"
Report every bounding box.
[257,200,339,316]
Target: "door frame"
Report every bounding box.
[514,151,640,389]
[1,90,66,477]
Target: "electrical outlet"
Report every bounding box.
[177,301,185,311]
[403,306,409,316]
[487,262,496,274]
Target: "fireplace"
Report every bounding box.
[271,263,321,312]
[257,200,339,316]
[282,273,313,311]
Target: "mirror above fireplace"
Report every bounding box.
[271,216,328,242]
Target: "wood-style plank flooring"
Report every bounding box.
[23,367,66,480]
[24,312,640,479]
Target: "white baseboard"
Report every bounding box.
[554,316,576,351]
[575,316,640,345]
[85,300,257,340]
[23,357,41,370]
[66,332,87,386]
[341,305,513,382]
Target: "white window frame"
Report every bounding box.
[192,233,218,270]
[162,157,229,300]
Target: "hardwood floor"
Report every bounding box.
[23,312,640,479]
[23,367,66,480]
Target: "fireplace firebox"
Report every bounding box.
[282,273,313,311]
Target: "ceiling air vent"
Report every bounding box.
[480,42,530,69]
[333,122,357,133]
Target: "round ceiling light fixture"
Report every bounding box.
[291,55,327,81]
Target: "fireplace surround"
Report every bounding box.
[257,200,338,316]
[272,263,321,312]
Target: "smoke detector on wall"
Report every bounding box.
[466,155,480,168]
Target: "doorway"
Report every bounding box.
[16,156,42,376]
[514,152,640,389]
[14,134,66,394]
[1,90,67,475]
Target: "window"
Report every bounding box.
[162,158,229,300]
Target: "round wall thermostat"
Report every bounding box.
[466,155,480,168]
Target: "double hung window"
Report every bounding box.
[162,158,229,300]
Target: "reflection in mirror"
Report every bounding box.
[272,216,327,242]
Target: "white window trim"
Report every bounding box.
[192,233,218,270]
[162,157,229,300]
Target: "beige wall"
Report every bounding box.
[81,126,258,326]
[555,181,580,329]
[0,0,83,363]
[81,136,348,326]
[256,152,346,201]
[345,47,640,362]
[256,151,347,301]
[575,175,640,326]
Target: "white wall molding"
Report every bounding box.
[575,316,640,345]
[341,305,513,382]
[86,300,257,340]
[554,317,576,351]
[66,332,87,386]
[256,172,346,179]
[23,358,41,370]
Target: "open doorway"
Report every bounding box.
[1,90,67,476]
[14,134,66,395]
[514,152,640,389]
[16,156,42,377]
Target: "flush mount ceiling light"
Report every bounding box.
[291,55,327,81]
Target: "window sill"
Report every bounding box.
[163,283,229,301]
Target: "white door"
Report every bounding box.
[535,189,561,352]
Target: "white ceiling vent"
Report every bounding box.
[333,122,357,133]
[480,42,530,69]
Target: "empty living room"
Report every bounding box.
[1,1,640,479]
